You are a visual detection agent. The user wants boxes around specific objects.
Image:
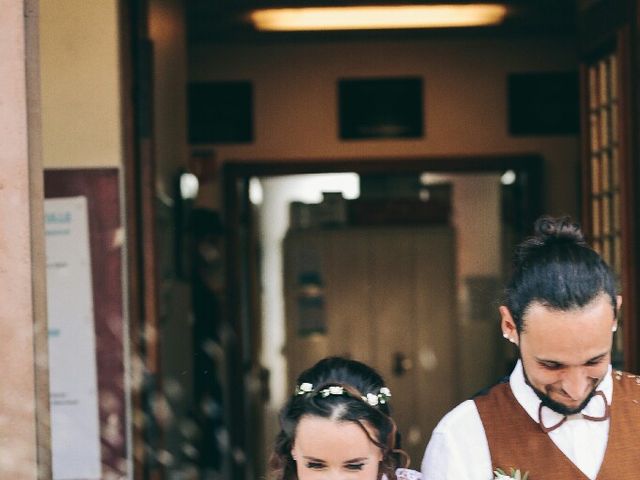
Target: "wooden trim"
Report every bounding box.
[223,154,542,177]
[631,0,640,374]
[579,62,593,237]
[25,0,52,476]
[119,0,164,477]
[577,0,640,371]
[617,14,640,372]
[577,0,631,57]
[222,174,249,479]
[119,1,146,477]
[618,25,639,372]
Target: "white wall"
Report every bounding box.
[256,174,360,409]
[190,36,579,216]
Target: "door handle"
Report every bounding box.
[392,352,413,377]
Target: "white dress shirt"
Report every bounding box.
[421,360,613,480]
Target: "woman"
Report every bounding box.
[270,357,421,480]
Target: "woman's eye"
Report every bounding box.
[345,463,365,471]
[306,462,324,470]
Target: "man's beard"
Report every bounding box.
[520,356,600,415]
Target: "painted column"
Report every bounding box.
[0,0,51,478]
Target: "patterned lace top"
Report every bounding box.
[384,468,422,480]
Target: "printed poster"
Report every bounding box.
[45,196,101,480]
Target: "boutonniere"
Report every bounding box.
[493,468,529,479]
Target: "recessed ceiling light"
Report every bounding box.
[248,4,509,32]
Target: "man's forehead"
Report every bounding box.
[532,350,609,364]
[523,293,614,320]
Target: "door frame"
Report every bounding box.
[577,0,640,373]
[222,153,544,479]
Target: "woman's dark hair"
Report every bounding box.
[269,357,407,480]
[504,216,618,333]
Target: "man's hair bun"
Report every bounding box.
[534,215,586,245]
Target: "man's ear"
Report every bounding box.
[499,306,519,346]
[613,295,623,332]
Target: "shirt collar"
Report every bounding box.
[509,359,613,424]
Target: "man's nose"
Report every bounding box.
[562,368,591,400]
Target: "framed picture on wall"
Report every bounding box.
[508,71,579,135]
[188,81,253,144]
[338,77,424,140]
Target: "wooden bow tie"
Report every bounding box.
[538,390,610,433]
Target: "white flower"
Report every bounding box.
[493,468,529,480]
[366,393,379,406]
[494,474,511,480]
[299,383,313,393]
[328,386,344,396]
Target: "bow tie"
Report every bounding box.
[538,390,610,433]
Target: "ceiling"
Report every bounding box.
[186,0,577,44]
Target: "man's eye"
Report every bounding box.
[541,363,562,370]
[345,463,365,471]
[306,462,324,470]
[585,359,603,366]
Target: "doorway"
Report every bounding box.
[223,155,543,479]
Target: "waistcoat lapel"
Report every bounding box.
[595,372,640,478]
[475,381,588,479]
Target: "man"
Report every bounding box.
[421,216,639,479]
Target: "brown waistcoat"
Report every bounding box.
[474,371,640,479]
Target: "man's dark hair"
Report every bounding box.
[504,216,618,332]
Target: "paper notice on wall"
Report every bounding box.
[45,196,102,480]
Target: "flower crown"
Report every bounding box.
[295,382,392,407]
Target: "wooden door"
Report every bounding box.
[577,0,640,371]
[284,226,457,467]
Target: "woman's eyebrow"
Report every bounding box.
[302,456,326,462]
[343,457,368,463]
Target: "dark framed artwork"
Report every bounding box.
[338,77,424,140]
[188,81,253,144]
[508,71,580,135]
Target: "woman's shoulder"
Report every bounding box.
[394,468,422,480]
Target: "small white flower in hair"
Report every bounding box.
[296,382,313,395]
[366,393,379,406]
[328,386,344,396]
